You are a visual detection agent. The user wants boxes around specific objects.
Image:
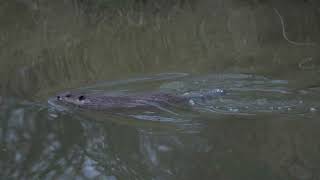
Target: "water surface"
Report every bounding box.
[2,73,320,180]
[1,1,320,179]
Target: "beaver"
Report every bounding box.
[55,89,225,111]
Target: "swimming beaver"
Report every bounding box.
[55,89,225,110]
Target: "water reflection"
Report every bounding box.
[0,74,320,180]
[2,73,320,179]
[1,91,320,179]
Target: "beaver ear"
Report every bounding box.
[78,95,85,101]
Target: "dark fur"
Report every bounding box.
[56,92,187,110]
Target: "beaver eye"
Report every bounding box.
[65,94,72,98]
[57,96,61,100]
[78,95,85,101]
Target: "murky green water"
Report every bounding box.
[1,1,320,179]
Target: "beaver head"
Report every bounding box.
[56,92,88,106]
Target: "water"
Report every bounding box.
[1,1,320,179]
[2,73,320,179]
